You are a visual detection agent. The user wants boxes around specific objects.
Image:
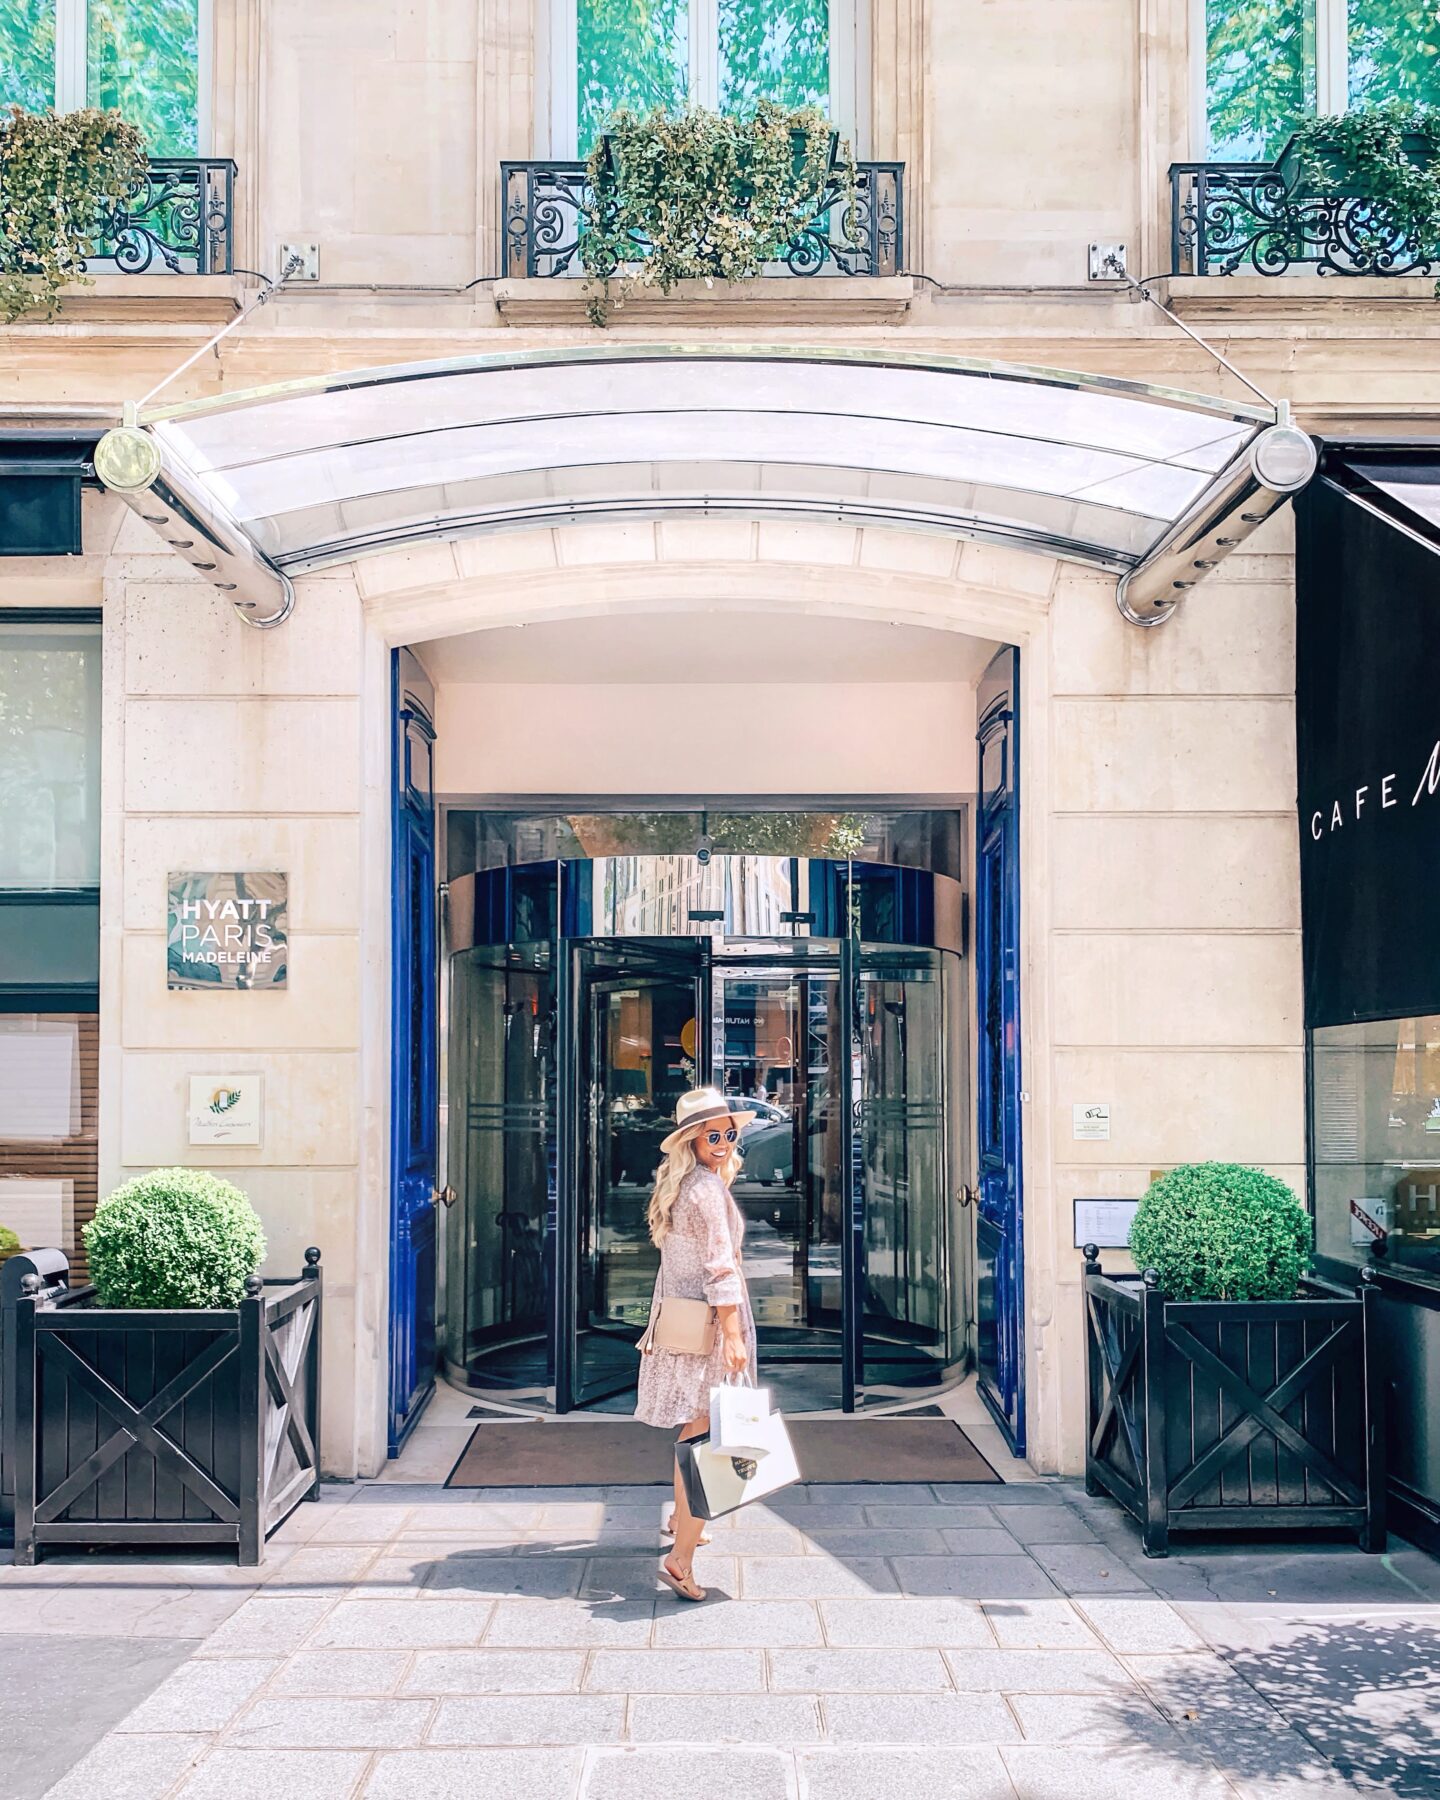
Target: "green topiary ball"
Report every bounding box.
[84,1167,266,1309]
[1128,1162,1312,1301]
[0,1225,20,1255]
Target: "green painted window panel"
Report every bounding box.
[87,0,199,155]
[0,0,57,113]
[1206,0,1316,159]
[577,0,688,154]
[719,0,830,113]
[1348,0,1440,106]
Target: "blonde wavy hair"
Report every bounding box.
[647,1121,742,1247]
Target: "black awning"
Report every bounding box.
[1296,444,1440,1028]
[0,433,99,557]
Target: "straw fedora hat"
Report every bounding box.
[660,1086,757,1155]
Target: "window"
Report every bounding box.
[0,615,101,894]
[0,613,101,1276]
[1311,1015,1440,1280]
[1202,0,1440,158]
[0,0,207,156]
[545,0,864,157]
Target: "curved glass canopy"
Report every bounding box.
[112,345,1286,624]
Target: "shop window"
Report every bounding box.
[0,0,205,156]
[548,0,863,157]
[0,1015,99,1276]
[1312,1015,1440,1278]
[0,614,101,1271]
[0,616,102,892]
[1202,0,1440,158]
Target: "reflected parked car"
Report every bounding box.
[740,1099,794,1184]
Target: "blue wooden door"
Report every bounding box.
[974,646,1025,1454]
[389,649,439,1453]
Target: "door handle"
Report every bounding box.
[956,1185,977,1209]
[431,1185,458,1209]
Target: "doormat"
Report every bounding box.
[446,1417,1000,1487]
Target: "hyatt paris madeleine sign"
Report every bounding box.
[167,872,288,991]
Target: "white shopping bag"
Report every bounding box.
[710,1380,772,1459]
[677,1408,801,1521]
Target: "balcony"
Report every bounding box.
[1170,159,1434,278]
[88,157,236,276]
[501,157,904,283]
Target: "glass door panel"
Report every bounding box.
[445,946,553,1389]
[857,948,956,1389]
[573,945,704,1406]
[716,965,844,1411]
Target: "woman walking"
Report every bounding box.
[636,1086,757,1601]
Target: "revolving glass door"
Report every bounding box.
[444,857,967,1412]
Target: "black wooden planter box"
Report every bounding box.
[3,1249,322,1565]
[1083,1251,1385,1556]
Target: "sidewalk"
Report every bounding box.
[3,1475,1438,1800]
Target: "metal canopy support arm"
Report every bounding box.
[1103,257,1316,625]
[92,262,301,628]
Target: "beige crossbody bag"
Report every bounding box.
[636,1255,716,1357]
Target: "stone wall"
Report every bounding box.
[97,532,379,1477]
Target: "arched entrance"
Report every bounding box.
[94,345,1291,1469]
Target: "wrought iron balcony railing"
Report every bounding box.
[502,158,903,281]
[88,157,236,276]
[1171,159,1435,278]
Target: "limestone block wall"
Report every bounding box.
[100,526,378,1477]
[1032,512,1303,1472]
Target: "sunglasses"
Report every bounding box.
[703,1127,739,1146]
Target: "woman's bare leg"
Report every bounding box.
[668,1412,711,1576]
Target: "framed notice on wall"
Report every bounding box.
[1073,1197,1140,1249]
[168,872,288,990]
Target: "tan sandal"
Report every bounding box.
[664,1512,711,1546]
[658,1558,706,1602]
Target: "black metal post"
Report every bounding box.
[12,1275,40,1566]
[1082,1244,1102,1497]
[303,1247,324,1500]
[1358,1265,1387,1554]
[1139,1267,1169,1557]
[237,1275,264,1565]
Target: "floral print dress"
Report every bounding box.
[635,1168,757,1430]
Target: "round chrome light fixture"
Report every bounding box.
[1249,424,1317,493]
[93,426,162,493]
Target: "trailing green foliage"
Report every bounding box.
[84,1167,266,1309]
[579,100,857,323]
[0,1225,20,1255]
[0,104,148,321]
[1128,1162,1312,1301]
[1285,100,1440,251]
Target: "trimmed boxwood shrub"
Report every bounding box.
[0,1225,20,1256]
[84,1168,266,1308]
[1128,1162,1312,1301]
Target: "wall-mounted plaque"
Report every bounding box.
[188,1075,263,1146]
[1072,1102,1111,1141]
[168,872,288,990]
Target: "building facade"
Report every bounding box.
[3,0,1436,1482]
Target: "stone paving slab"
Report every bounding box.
[363,1747,586,1798]
[823,1691,1022,1744]
[173,1748,370,1799]
[9,1477,1438,1800]
[628,1693,823,1744]
[799,1745,1016,1800]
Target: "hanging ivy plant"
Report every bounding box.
[0,106,149,322]
[579,99,860,325]
[1284,100,1440,257]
